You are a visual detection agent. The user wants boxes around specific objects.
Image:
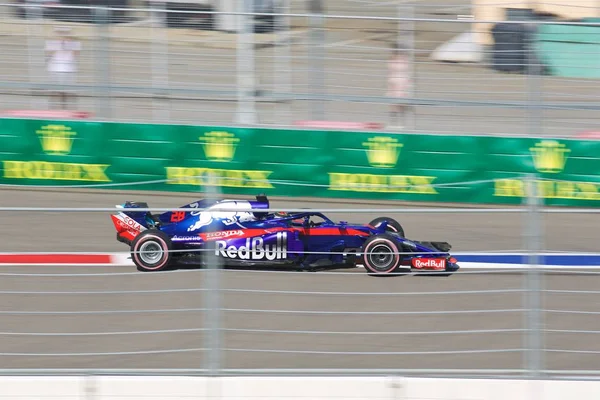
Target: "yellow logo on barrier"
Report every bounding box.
[495,140,600,200]
[167,131,273,188]
[530,140,570,174]
[200,131,240,162]
[2,123,111,182]
[36,124,76,155]
[363,136,403,168]
[327,135,438,195]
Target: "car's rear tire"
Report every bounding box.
[369,217,405,237]
[131,230,173,272]
[361,234,403,276]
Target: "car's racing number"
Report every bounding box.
[170,211,186,223]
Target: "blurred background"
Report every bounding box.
[2,0,600,136]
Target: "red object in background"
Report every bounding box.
[1,110,92,119]
[294,120,384,130]
[575,130,600,139]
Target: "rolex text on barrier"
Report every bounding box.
[1,123,110,182]
[165,131,274,189]
[328,137,438,195]
[1,118,600,206]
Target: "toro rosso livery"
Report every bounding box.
[110,195,460,275]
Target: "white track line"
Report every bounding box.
[1,254,600,270]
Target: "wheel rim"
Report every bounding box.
[139,241,163,265]
[367,243,395,271]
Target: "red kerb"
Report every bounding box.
[0,254,112,264]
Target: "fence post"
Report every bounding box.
[308,0,325,120]
[93,6,112,119]
[150,1,170,122]
[203,179,223,375]
[524,173,543,379]
[396,1,416,130]
[235,0,258,125]
[524,17,544,380]
[25,2,45,110]
[274,0,292,125]
[526,19,542,136]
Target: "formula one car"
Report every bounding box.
[110,194,460,276]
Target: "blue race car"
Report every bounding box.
[110,194,460,275]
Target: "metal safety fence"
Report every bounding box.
[0,1,599,137]
[0,177,599,379]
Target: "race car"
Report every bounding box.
[110,194,460,276]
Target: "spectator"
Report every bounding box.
[45,26,81,110]
[387,42,411,128]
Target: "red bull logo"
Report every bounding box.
[411,258,446,270]
[215,232,288,260]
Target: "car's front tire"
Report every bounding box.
[361,234,403,276]
[130,230,173,272]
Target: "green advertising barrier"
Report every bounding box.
[1,117,600,207]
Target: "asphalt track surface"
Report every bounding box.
[0,188,599,373]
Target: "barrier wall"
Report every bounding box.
[1,118,600,206]
[3,376,600,400]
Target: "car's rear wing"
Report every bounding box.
[117,201,154,228]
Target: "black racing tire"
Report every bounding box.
[130,230,173,272]
[361,234,403,276]
[369,217,405,237]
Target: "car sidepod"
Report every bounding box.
[203,229,304,266]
